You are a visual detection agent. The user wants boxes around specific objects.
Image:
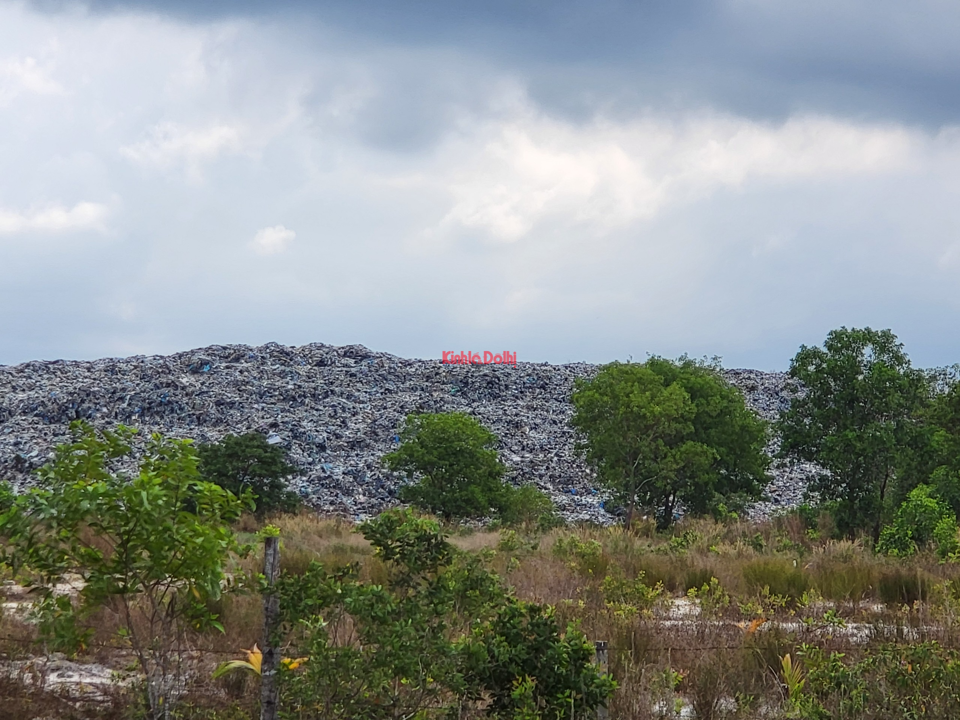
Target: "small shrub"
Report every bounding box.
[934,515,960,560]
[877,485,955,557]
[797,641,960,718]
[688,577,730,617]
[669,530,701,553]
[600,571,663,611]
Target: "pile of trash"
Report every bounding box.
[0,343,816,523]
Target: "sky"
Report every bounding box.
[2,0,960,370]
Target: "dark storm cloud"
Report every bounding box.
[27,0,960,127]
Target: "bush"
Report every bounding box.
[275,508,615,719]
[553,536,609,578]
[384,413,512,520]
[877,485,957,558]
[198,433,301,517]
[797,641,960,718]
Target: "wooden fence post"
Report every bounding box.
[594,640,609,720]
[261,535,281,720]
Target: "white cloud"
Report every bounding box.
[0,202,109,234]
[0,55,63,103]
[251,225,296,255]
[436,112,918,242]
[120,121,245,181]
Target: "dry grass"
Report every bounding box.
[10,511,960,718]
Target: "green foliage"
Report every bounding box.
[570,357,769,528]
[876,484,958,558]
[0,421,249,720]
[777,327,931,540]
[197,432,301,517]
[460,600,616,719]
[383,412,513,520]
[31,593,93,656]
[599,570,663,611]
[276,508,614,719]
[794,642,960,719]
[934,515,960,559]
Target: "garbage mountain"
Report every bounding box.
[0,342,815,522]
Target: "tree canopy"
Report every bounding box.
[777,327,931,540]
[383,412,510,520]
[570,357,769,527]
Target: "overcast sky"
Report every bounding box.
[2,0,960,369]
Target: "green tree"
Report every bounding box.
[0,422,250,720]
[384,412,511,520]
[777,328,931,541]
[198,432,301,517]
[570,358,769,528]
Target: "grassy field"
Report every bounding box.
[4,510,960,718]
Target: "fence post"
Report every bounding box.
[594,640,609,720]
[261,535,281,720]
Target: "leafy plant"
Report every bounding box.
[795,641,960,718]
[600,570,663,612]
[780,653,806,710]
[497,484,561,530]
[552,536,608,577]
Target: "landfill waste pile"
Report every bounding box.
[0,343,817,523]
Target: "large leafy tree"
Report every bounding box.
[571,357,769,528]
[777,327,931,540]
[198,432,301,517]
[383,412,510,519]
[0,422,250,720]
